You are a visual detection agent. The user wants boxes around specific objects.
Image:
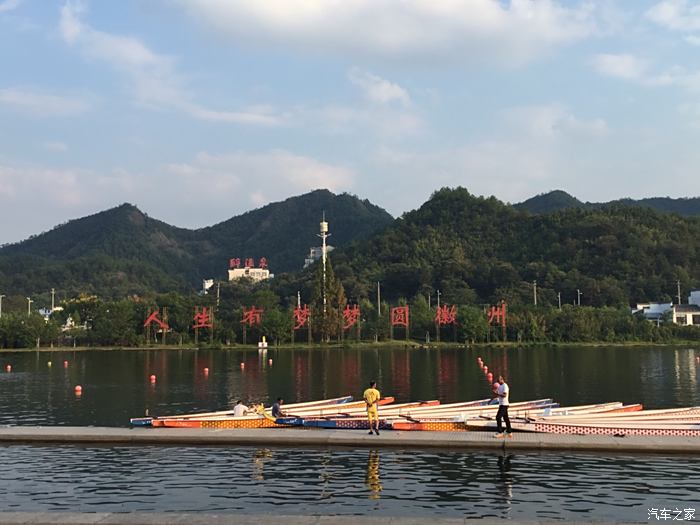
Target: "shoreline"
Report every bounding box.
[2,340,699,353]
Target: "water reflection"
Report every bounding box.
[0,346,698,426]
[365,450,382,500]
[252,448,273,482]
[1,444,698,520]
[496,454,513,518]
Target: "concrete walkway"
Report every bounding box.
[0,513,645,524]
[0,425,698,454]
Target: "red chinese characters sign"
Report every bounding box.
[230,257,269,270]
[193,307,213,329]
[487,302,507,327]
[241,305,263,327]
[144,309,169,331]
[391,306,409,327]
[435,304,457,326]
[343,304,360,330]
[293,304,310,330]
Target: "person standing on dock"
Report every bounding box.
[364,381,381,435]
[494,376,512,438]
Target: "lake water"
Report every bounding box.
[0,345,699,519]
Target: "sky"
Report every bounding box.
[2,0,700,244]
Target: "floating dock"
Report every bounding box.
[0,426,698,454]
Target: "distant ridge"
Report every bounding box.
[514,190,700,216]
[0,190,393,296]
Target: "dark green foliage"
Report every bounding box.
[516,190,700,217]
[514,190,585,213]
[0,190,393,297]
[330,187,700,306]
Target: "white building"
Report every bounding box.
[228,267,271,282]
[202,279,214,294]
[304,245,334,268]
[633,302,672,322]
[672,304,700,326]
[689,290,700,307]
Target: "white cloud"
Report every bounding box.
[0,0,21,13]
[591,53,648,80]
[59,0,283,126]
[0,164,85,209]
[0,149,355,243]
[646,0,700,31]
[685,34,700,45]
[172,0,595,65]
[43,141,68,152]
[502,105,609,138]
[366,105,612,212]
[188,150,354,194]
[304,105,422,138]
[590,53,700,93]
[0,87,90,116]
[347,67,410,106]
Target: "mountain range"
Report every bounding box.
[0,190,393,297]
[515,190,700,216]
[1,187,699,304]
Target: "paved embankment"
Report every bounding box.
[0,513,645,524]
[0,426,698,454]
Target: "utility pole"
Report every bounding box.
[576,289,582,306]
[216,282,220,307]
[533,280,537,306]
[297,290,301,308]
[437,289,441,309]
[677,280,682,305]
[317,214,330,319]
[557,292,561,310]
[0,294,4,319]
[428,292,431,309]
[376,281,381,343]
[50,288,56,312]
[27,297,33,317]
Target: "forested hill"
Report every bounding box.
[327,188,700,307]
[0,190,393,296]
[515,190,700,216]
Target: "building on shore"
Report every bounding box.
[304,245,334,268]
[227,257,272,282]
[633,291,700,326]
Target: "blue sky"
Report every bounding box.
[1,0,700,244]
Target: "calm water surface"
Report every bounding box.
[0,345,699,519]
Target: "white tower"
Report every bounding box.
[318,213,330,315]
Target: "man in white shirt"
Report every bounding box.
[494,376,512,438]
[233,400,249,417]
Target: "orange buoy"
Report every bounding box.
[149,374,156,383]
[74,385,82,394]
[63,360,68,368]
[203,367,209,375]
[240,362,245,369]
[5,364,11,373]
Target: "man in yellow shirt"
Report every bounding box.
[363,380,381,435]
